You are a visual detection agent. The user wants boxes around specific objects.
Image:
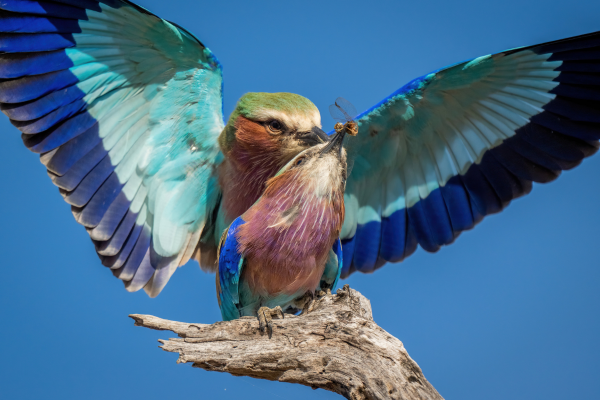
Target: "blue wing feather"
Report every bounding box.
[217,217,246,321]
[340,31,600,277]
[0,33,76,53]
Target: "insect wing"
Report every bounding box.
[329,97,357,122]
[329,103,347,122]
[335,97,357,121]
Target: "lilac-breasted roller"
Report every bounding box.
[1,1,600,313]
[217,126,348,332]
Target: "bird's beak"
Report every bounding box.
[296,126,330,146]
[319,127,345,157]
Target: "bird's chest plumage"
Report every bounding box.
[242,247,327,299]
[237,188,344,299]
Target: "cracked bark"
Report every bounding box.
[130,285,443,400]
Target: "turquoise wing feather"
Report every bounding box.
[217,217,246,321]
[340,31,600,277]
[0,0,224,296]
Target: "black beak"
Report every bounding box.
[296,126,330,146]
[319,127,345,157]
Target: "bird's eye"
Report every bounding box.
[267,120,284,134]
[295,157,305,166]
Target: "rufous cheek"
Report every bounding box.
[234,116,279,152]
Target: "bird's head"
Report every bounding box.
[219,92,329,168]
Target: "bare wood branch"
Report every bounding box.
[130,285,443,400]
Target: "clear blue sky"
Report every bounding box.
[1,0,599,399]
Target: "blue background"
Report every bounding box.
[1,0,599,399]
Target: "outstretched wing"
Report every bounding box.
[0,0,224,296]
[341,31,600,277]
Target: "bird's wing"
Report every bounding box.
[341,31,600,277]
[319,238,343,292]
[0,0,225,296]
[217,217,245,321]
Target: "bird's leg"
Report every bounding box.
[257,306,284,339]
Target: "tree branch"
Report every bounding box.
[130,285,443,400]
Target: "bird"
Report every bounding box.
[217,125,348,335]
[1,0,599,314]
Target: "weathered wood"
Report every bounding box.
[131,285,443,400]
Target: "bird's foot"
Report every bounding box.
[298,290,318,315]
[257,306,284,339]
[297,289,333,316]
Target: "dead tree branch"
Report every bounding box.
[130,285,443,400]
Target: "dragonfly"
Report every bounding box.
[329,97,359,136]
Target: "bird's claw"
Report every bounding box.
[298,289,333,316]
[257,306,284,339]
